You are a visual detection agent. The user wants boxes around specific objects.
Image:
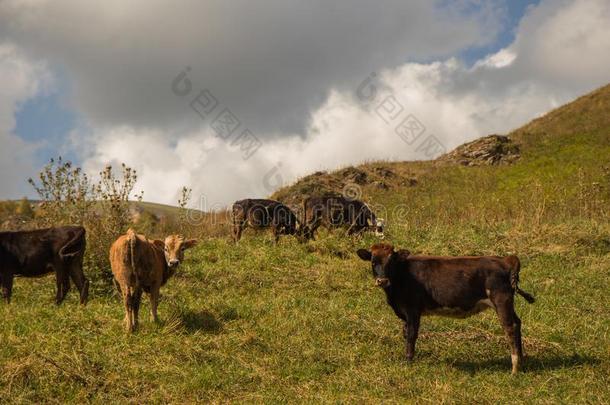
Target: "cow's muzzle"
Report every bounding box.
[168,259,180,268]
[375,278,390,288]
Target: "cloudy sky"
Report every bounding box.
[1,0,609,208]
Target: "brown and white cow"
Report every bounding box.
[302,196,384,240]
[0,226,89,305]
[110,229,197,332]
[232,198,301,243]
[357,243,535,374]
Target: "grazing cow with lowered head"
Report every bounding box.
[110,229,197,332]
[232,199,301,243]
[302,196,384,240]
[357,243,535,374]
[0,226,89,305]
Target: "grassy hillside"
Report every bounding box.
[1,85,609,403]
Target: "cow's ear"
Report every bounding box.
[152,240,165,250]
[356,249,372,261]
[183,239,198,249]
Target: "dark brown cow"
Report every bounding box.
[232,199,300,243]
[357,243,535,374]
[0,226,89,305]
[302,195,384,240]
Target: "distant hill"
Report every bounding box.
[0,199,203,231]
[271,83,610,213]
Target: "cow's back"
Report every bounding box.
[0,227,81,276]
[399,255,511,308]
[303,196,355,225]
[234,199,286,229]
[110,233,164,289]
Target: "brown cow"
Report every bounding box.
[357,243,535,374]
[110,229,197,332]
[0,226,89,305]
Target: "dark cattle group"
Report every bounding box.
[2,194,536,373]
[231,196,384,243]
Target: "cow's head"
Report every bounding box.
[297,224,313,241]
[373,218,385,238]
[160,235,198,268]
[283,218,299,236]
[357,243,396,288]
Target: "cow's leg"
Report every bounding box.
[132,287,143,331]
[513,310,524,361]
[493,292,522,374]
[1,272,14,304]
[233,222,244,243]
[55,268,70,305]
[307,219,321,240]
[403,312,421,361]
[272,226,281,244]
[113,278,122,295]
[149,285,160,323]
[346,221,357,235]
[68,262,89,305]
[122,287,132,332]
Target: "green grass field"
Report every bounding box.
[2,229,609,403]
[1,85,609,403]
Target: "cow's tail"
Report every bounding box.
[58,227,86,261]
[126,228,139,287]
[508,255,535,304]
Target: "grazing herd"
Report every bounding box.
[231,196,385,243]
[0,196,536,374]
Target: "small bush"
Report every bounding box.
[28,157,143,286]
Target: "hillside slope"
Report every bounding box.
[271,83,610,226]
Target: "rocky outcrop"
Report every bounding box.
[438,135,520,166]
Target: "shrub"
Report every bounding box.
[28,157,143,286]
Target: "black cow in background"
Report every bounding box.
[232,199,301,243]
[302,195,384,240]
[0,226,89,305]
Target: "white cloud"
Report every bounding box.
[0,0,504,135]
[2,0,610,206]
[511,0,610,90]
[0,43,50,199]
[77,0,610,207]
